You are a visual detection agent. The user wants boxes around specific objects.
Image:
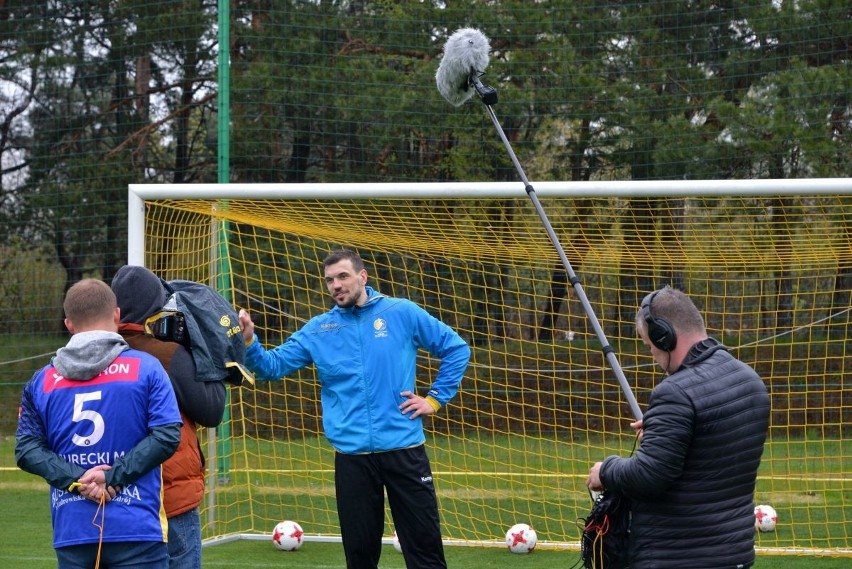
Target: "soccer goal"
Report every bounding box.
[128,179,852,556]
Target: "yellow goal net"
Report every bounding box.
[130,180,851,556]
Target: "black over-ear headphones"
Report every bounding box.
[640,290,677,352]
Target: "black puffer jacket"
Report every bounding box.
[600,338,770,569]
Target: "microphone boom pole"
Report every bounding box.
[471,72,643,421]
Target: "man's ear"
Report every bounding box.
[114,307,121,326]
[64,318,75,334]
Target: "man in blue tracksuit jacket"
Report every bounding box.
[239,249,470,569]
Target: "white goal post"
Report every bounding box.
[128,178,852,265]
[127,178,852,555]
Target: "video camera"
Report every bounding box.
[145,294,190,347]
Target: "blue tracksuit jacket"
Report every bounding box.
[245,287,470,454]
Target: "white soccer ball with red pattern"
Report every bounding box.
[505,523,537,554]
[272,520,304,551]
[754,505,778,532]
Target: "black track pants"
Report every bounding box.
[335,445,447,569]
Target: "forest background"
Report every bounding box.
[0,1,849,426]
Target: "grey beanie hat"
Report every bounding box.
[111,265,168,324]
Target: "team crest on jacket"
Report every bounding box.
[373,318,387,338]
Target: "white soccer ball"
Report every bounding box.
[754,504,778,532]
[272,520,304,551]
[392,530,402,553]
[505,523,537,554]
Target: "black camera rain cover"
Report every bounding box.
[163,279,254,386]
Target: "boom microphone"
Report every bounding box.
[435,28,495,107]
[434,27,643,422]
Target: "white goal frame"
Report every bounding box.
[128,179,852,265]
[127,178,852,554]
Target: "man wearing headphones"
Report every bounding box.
[586,286,770,569]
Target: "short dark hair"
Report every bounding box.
[636,285,705,336]
[322,249,365,272]
[64,279,116,327]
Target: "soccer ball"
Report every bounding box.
[754,505,778,532]
[272,520,304,551]
[392,530,402,553]
[505,523,537,554]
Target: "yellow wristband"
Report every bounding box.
[424,396,442,412]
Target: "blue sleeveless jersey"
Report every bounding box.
[19,350,181,548]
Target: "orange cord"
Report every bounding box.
[91,492,106,569]
[587,513,611,568]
